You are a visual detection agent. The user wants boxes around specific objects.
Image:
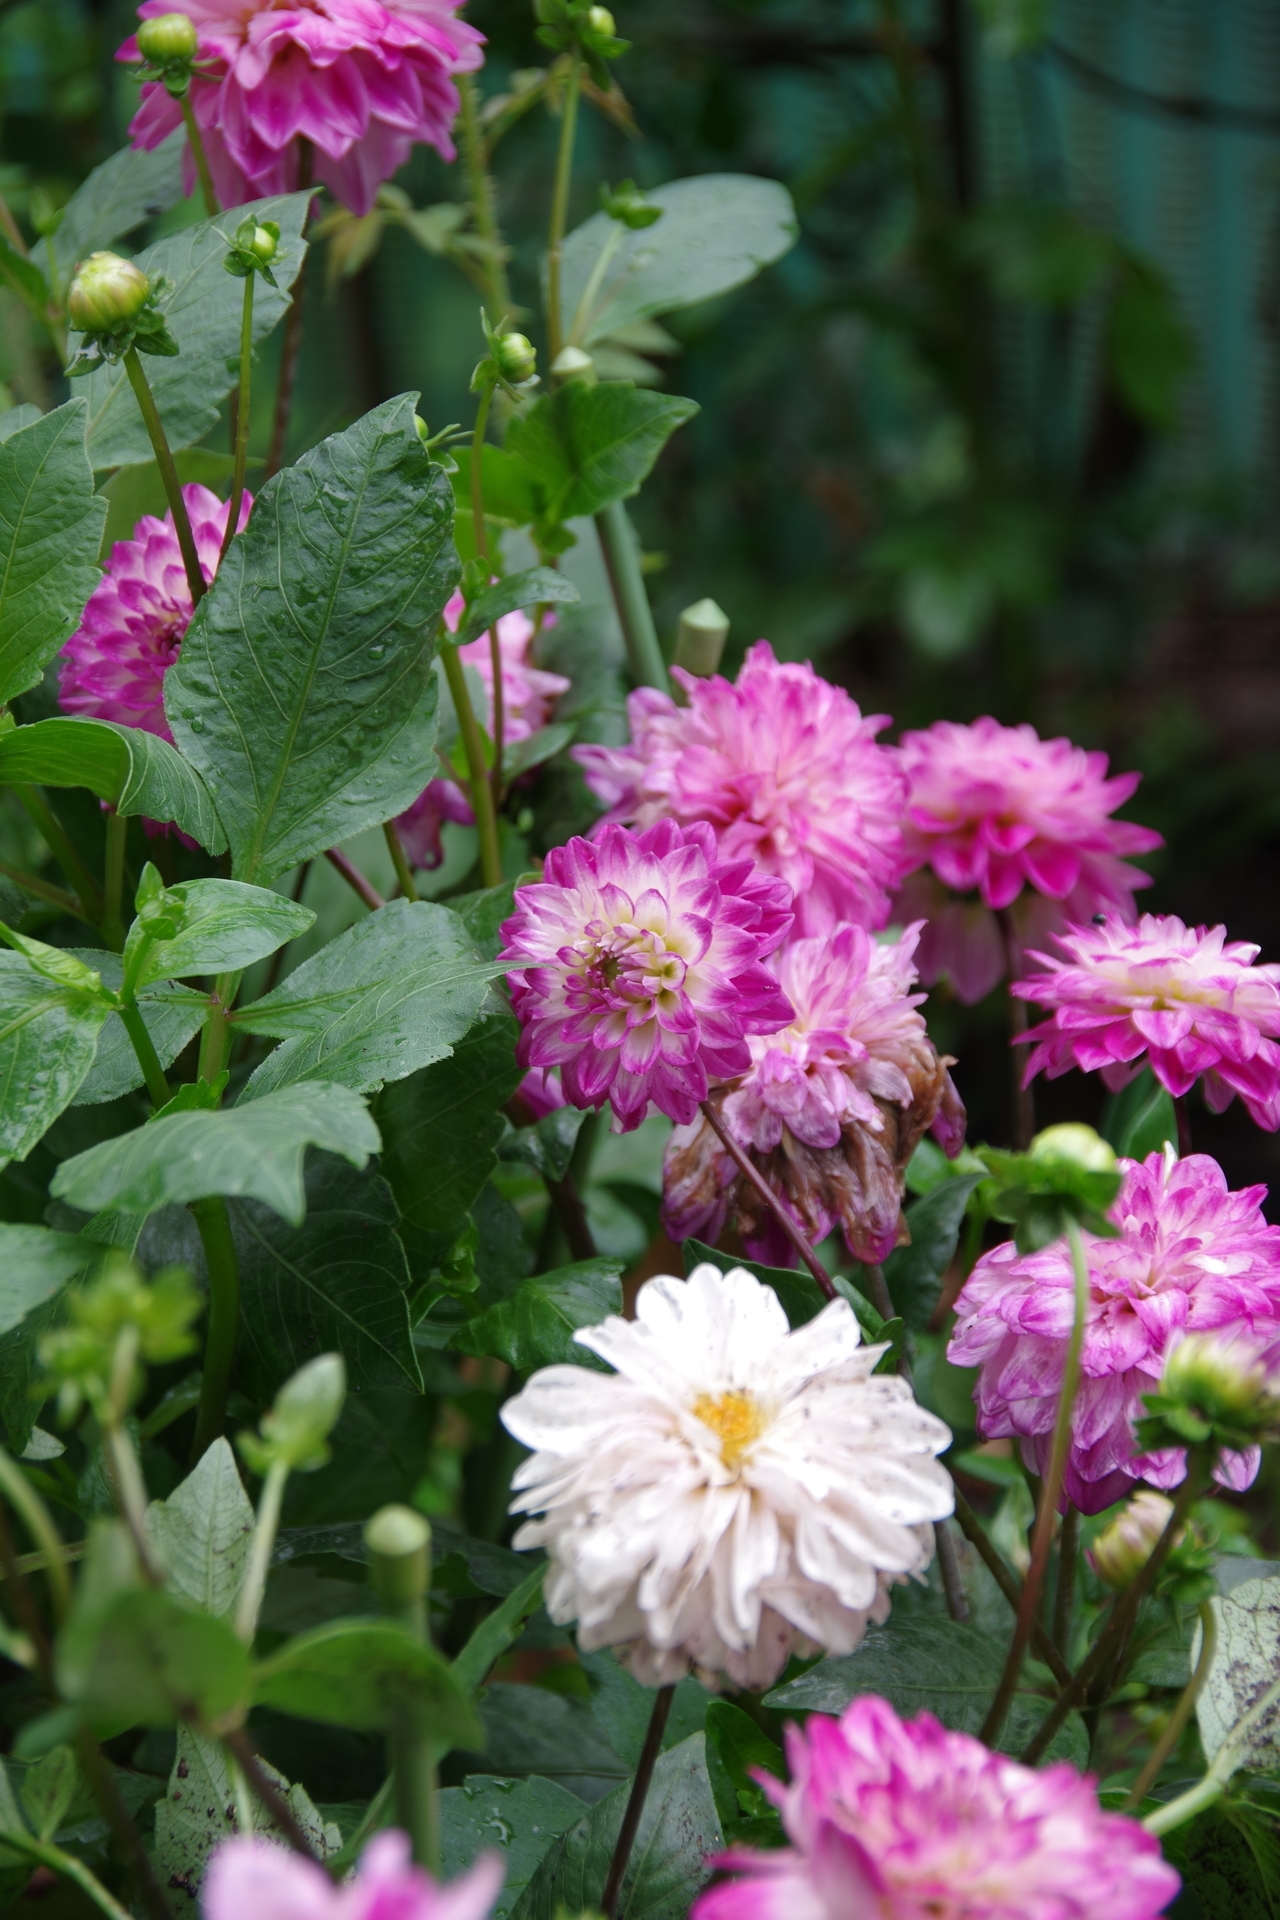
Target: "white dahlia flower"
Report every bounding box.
[500,1263,954,1689]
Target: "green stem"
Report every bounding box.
[457,75,511,322]
[1053,1502,1079,1656]
[0,1449,71,1622]
[950,1483,1071,1685]
[1144,1665,1280,1837]
[595,501,668,692]
[325,847,386,912]
[73,1733,175,1920]
[101,811,127,951]
[0,1829,134,1920]
[441,642,502,888]
[234,1456,289,1642]
[601,1684,675,1919]
[0,855,92,926]
[367,1508,437,1871]
[219,272,254,566]
[119,1002,173,1109]
[190,1196,240,1463]
[198,969,241,1084]
[123,350,205,607]
[383,821,419,902]
[1125,1599,1217,1809]
[546,55,582,365]
[15,786,104,920]
[470,382,493,564]
[178,93,219,217]
[104,1415,159,1582]
[981,1216,1089,1745]
[264,141,313,482]
[567,220,622,349]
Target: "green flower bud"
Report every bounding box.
[1029,1123,1117,1176]
[136,11,198,64]
[494,331,537,385]
[242,1352,346,1474]
[1089,1489,1179,1590]
[68,252,151,334]
[249,224,278,266]
[587,5,616,34]
[674,597,730,679]
[1162,1333,1271,1429]
[600,178,661,230]
[551,345,596,385]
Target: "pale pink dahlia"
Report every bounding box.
[948,1147,1280,1512]
[60,483,251,739]
[498,820,794,1133]
[1014,913,1280,1130]
[893,717,1162,1004]
[693,1696,1178,1920]
[394,590,568,870]
[573,642,907,937]
[121,0,484,217]
[202,1830,501,1920]
[663,923,965,1266]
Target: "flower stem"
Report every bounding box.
[601,1683,675,1920]
[441,640,502,889]
[383,821,419,901]
[325,846,386,911]
[546,54,582,366]
[1143,1667,1280,1838]
[198,969,241,1085]
[123,348,205,607]
[119,1001,173,1108]
[699,1098,836,1300]
[1174,1094,1192,1157]
[15,785,104,922]
[996,905,1034,1151]
[457,75,512,323]
[74,1733,175,1920]
[234,1456,289,1642]
[178,93,219,217]
[468,384,507,811]
[1053,1501,1079,1655]
[0,1449,71,1623]
[951,1483,1072,1685]
[265,141,312,481]
[1124,1599,1216,1809]
[981,1216,1089,1746]
[596,500,668,693]
[101,810,128,950]
[220,1727,319,1858]
[219,271,254,566]
[189,1196,240,1463]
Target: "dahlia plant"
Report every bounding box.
[0,8,1274,1920]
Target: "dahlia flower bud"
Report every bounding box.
[136,11,197,64]
[1088,1489,1179,1590]
[68,251,150,334]
[981,1123,1121,1253]
[601,177,661,229]
[551,345,597,384]
[1030,1123,1117,1176]
[587,5,616,33]
[249,224,278,265]
[493,331,537,385]
[1137,1331,1280,1462]
[240,1353,345,1474]
[673,598,730,678]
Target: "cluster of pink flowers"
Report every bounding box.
[948,1147,1280,1511]
[123,0,483,215]
[694,1695,1178,1920]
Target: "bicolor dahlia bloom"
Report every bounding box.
[893,717,1162,1004]
[60,483,251,740]
[122,0,483,216]
[393,591,568,870]
[663,923,965,1267]
[1014,913,1280,1130]
[948,1147,1280,1512]
[203,1830,502,1920]
[573,642,907,936]
[501,1263,953,1688]
[498,820,794,1133]
[692,1696,1179,1920]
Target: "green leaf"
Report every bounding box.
[578,1650,709,1769]
[1198,1566,1280,1773]
[452,568,581,647]
[33,131,186,284]
[1109,265,1194,430]
[1101,1066,1177,1160]
[450,882,517,961]
[0,406,41,443]
[125,879,314,990]
[508,1733,722,1920]
[453,1258,622,1370]
[167,395,457,883]
[253,1618,482,1745]
[146,1438,254,1623]
[58,1585,251,1730]
[558,173,797,346]
[470,1685,630,1803]
[235,898,503,1099]
[229,1156,420,1398]
[0,716,227,852]
[441,1776,586,1920]
[0,401,105,707]
[72,962,208,1107]
[1167,1797,1280,1920]
[78,193,309,469]
[881,1175,983,1331]
[506,383,698,528]
[0,1292,62,1453]
[704,1699,784,1842]
[0,1223,96,1335]
[0,952,115,1168]
[18,1746,77,1842]
[51,1082,380,1225]
[450,1562,546,1697]
[0,234,50,318]
[765,1618,1088,1766]
[501,722,576,783]
[450,445,542,531]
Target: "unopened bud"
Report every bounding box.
[1030,1124,1116,1176]
[136,11,198,64]
[1162,1333,1270,1429]
[1089,1490,1177,1590]
[551,345,596,385]
[243,1352,345,1473]
[674,598,730,679]
[68,252,151,334]
[494,331,537,385]
[587,5,616,34]
[249,224,278,265]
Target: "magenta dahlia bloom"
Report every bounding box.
[893,717,1162,1004]
[948,1148,1280,1512]
[1014,913,1280,1130]
[203,1830,502,1920]
[693,1696,1178,1920]
[663,923,965,1266]
[60,483,251,740]
[121,0,483,217]
[498,820,794,1133]
[394,589,568,870]
[573,642,907,937]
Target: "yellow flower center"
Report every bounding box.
[691,1390,767,1470]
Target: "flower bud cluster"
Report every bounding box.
[534,0,629,85]
[39,1256,201,1425]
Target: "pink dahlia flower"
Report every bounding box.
[498,819,794,1133]
[693,1696,1178,1920]
[394,589,568,870]
[202,1830,502,1920]
[948,1147,1280,1512]
[121,0,484,217]
[573,642,907,937]
[1014,913,1280,1130]
[60,482,251,740]
[893,717,1162,1004]
[663,923,965,1266]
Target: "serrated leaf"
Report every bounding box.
[125,879,314,990]
[78,194,309,469]
[441,1776,585,1920]
[1198,1564,1280,1773]
[0,1223,96,1335]
[253,1618,481,1745]
[0,716,227,852]
[882,1175,983,1331]
[0,952,114,1168]
[0,401,105,707]
[506,384,698,527]
[34,132,186,282]
[57,1585,251,1730]
[146,1438,254,1623]
[50,1082,380,1224]
[235,898,503,1099]
[0,406,41,443]
[452,568,581,647]
[155,1727,338,1912]
[166,395,457,883]
[452,1258,622,1370]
